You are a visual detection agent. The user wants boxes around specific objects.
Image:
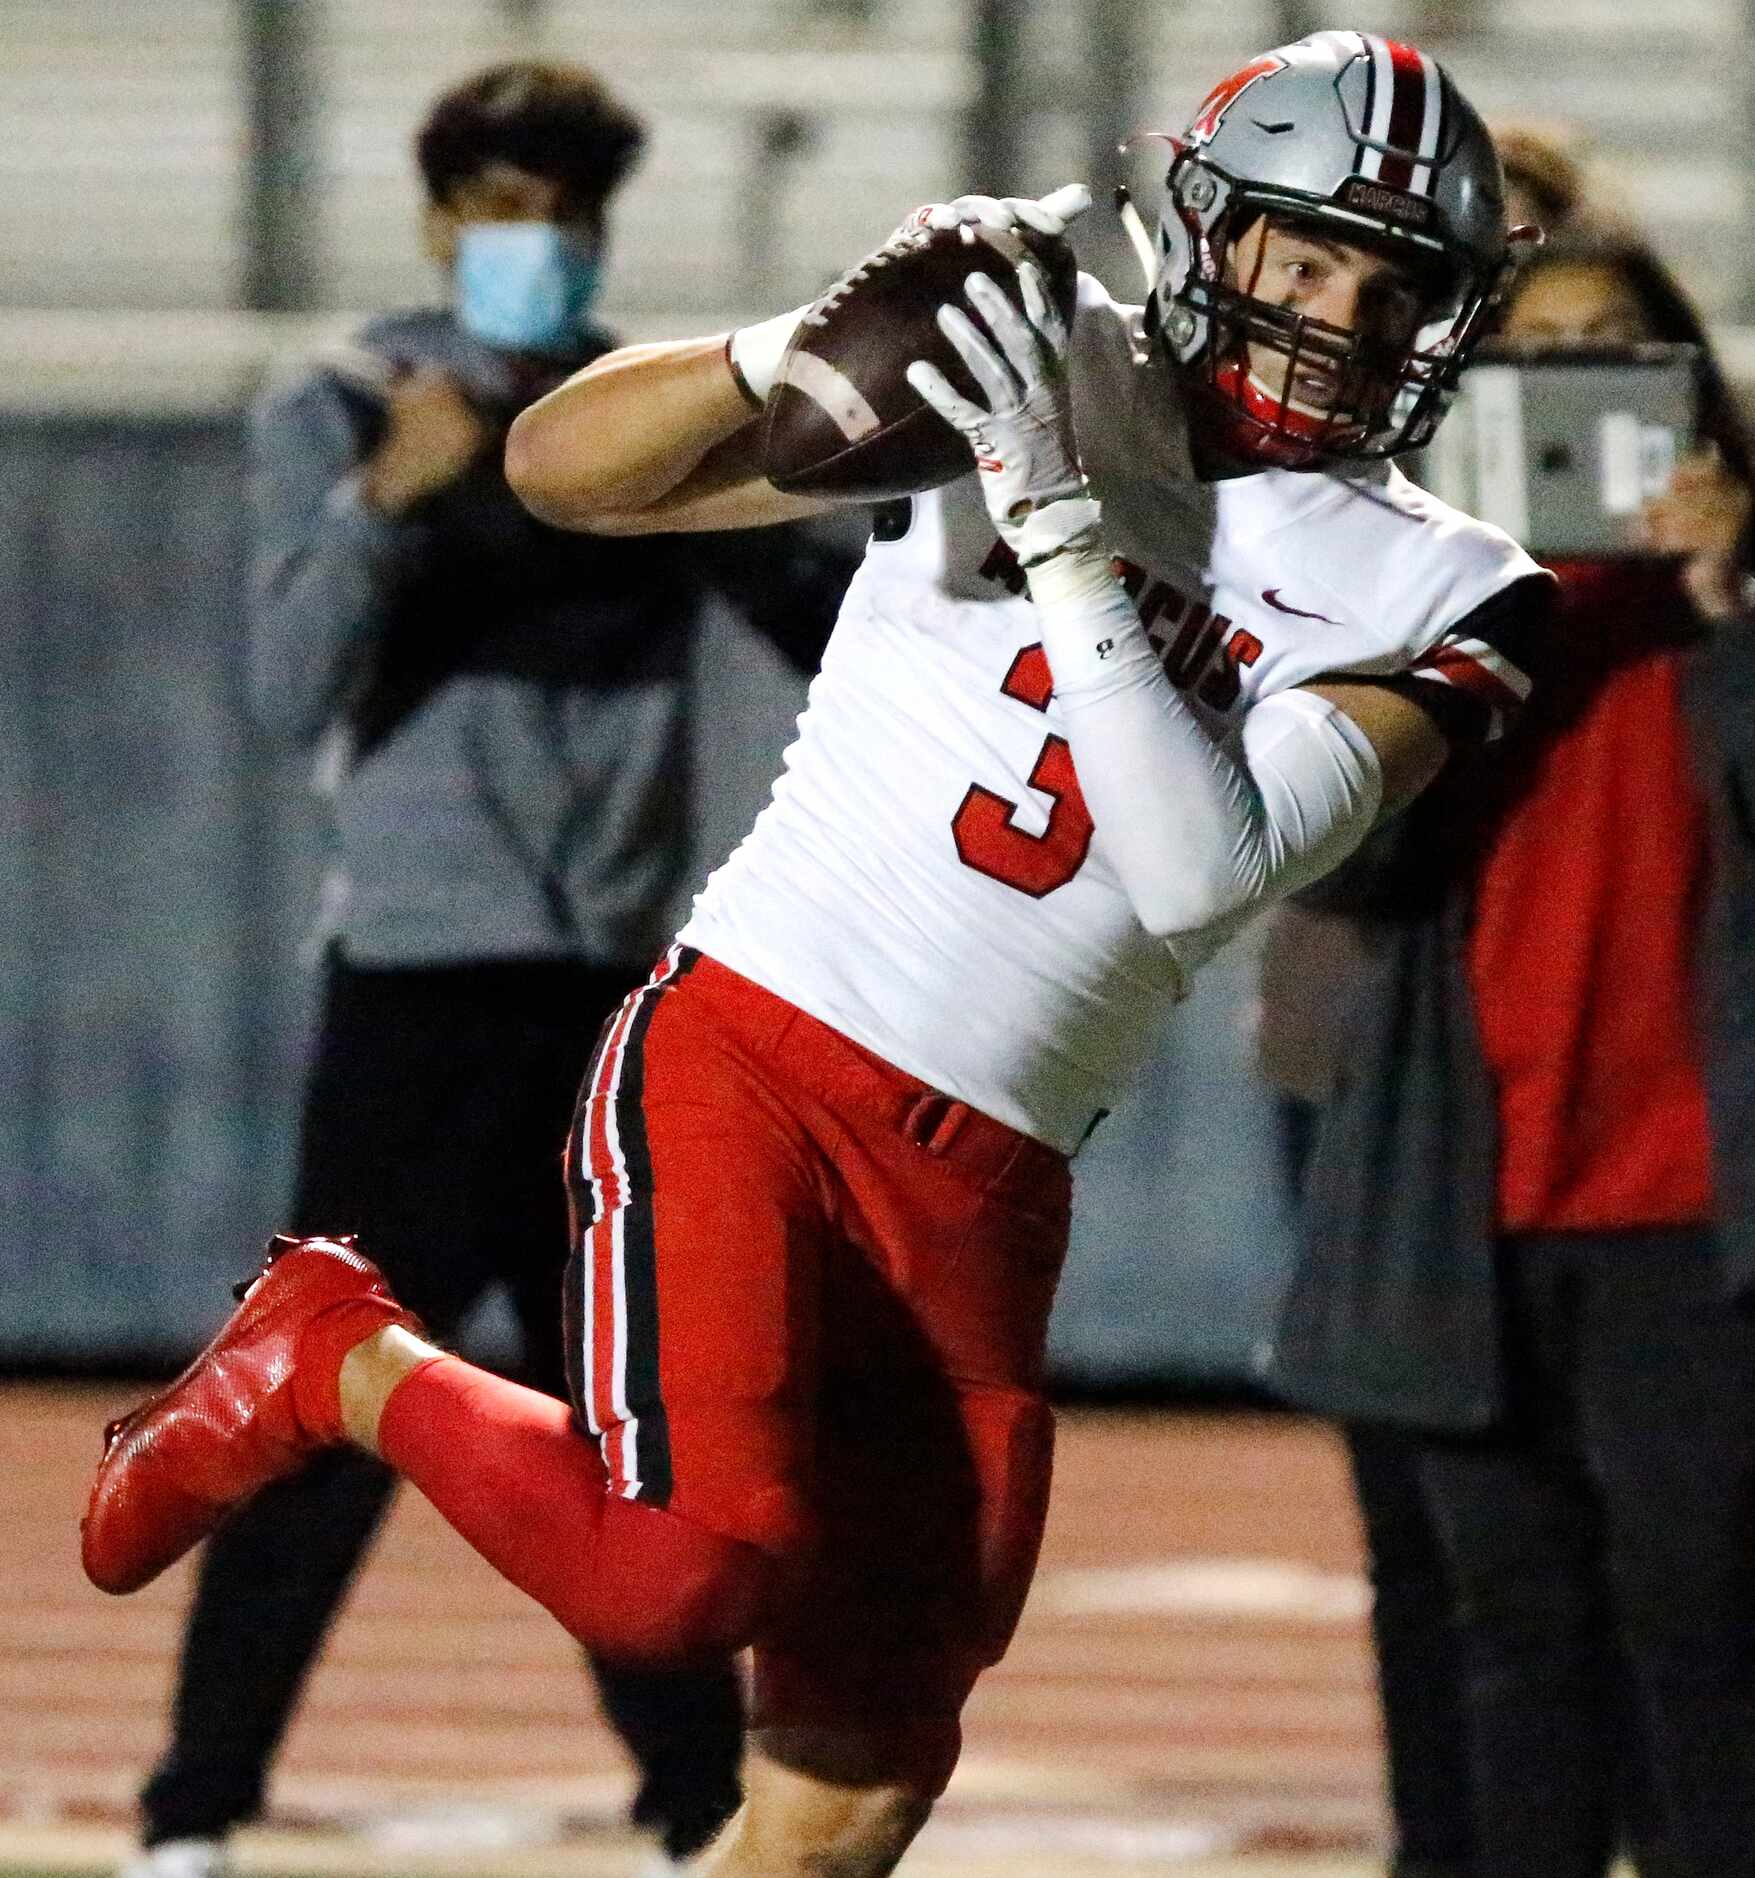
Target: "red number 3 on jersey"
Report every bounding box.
[951,643,1094,897]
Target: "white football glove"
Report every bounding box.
[904,181,1093,240]
[905,260,1099,565]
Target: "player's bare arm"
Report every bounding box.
[505,334,825,534]
[1301,678,1450,814]
[506,189,1091,536]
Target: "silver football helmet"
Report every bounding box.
[1148,30,1513,466]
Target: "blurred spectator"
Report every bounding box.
[1522,235,1755,618]
[1255,124,1625,1878]
[1260,231,1755,1878]
[119,61,856,1878]
[1255,899,1471,1878]
[1493,121,1597,237]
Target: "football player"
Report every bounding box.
[83,32,1550,1878]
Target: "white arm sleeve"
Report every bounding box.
[1026,541,1383,939]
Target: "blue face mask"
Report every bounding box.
[453,222,602,354]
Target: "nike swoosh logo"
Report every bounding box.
[1261,588,1340,624]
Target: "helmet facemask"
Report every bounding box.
[1157,150,1507,468]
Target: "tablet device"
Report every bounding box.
[1412,342,1700,556]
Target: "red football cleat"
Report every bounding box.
[81,1235,424,1595]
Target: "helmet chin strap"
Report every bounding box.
[1205,355,1371,467]
[1244,363,1360,427]
[1217,359,1330,444]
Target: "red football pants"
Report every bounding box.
[563,945,1072,1727]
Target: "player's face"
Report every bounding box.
[1224,216,1435,420]
[1500,260,1651,345]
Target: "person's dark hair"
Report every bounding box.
[1493,123,1591,235]
[416,62,646,213]
[1505,230,1754,487]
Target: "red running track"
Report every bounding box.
[2,1383,1387,1874]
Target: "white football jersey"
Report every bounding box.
[680,277,1543,1151]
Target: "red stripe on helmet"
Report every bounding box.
[1376,40,1428,191]
[1188,52,1286,144]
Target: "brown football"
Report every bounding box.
[760,218,1080,502]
